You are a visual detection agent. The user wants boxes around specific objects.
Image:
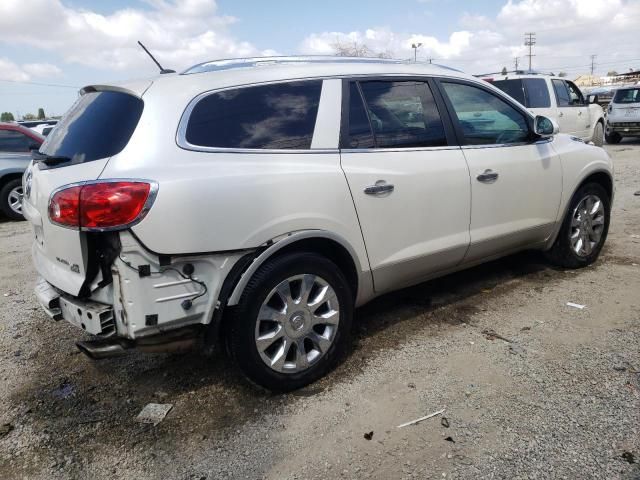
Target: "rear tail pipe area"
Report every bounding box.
[76,326,202,359]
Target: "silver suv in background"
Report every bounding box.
[605,86,640,143]
[23,57,613,391]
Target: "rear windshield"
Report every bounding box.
[40,90,143,163]
[492,78,551,108]
[613,88,640,104]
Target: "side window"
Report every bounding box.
[348,80,447,149]
[186,81,322,149]
[552,79,571,107]
[565,81,585,106]
[441,82,531,146]
[0,130,32,152]
[523,79,551,108]
[347,83,375,148]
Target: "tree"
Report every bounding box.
[0,112,15,122]
[501,66,508,75]
[22,113,36,120]
[37,108,46,120]
[607,70,618,76]
[558,71,567,77]
[331,39,392,59]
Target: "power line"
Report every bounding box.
[0,79,79,89]
[524,32,536,71]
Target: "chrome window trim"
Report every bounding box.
[341,145,461,154]
[459,137,553,150]
[48,178,159,233]
[176,73,468,154]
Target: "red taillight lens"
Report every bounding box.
[49,181,154,230]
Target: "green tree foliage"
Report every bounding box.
[607,70,618,76]
[22,113,36,120]
[558,71,568,77]
[0,112,15,122]
[501,66,508,75]
[37,108,46,120]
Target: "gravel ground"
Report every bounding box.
[1,141,639,480]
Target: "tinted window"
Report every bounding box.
[566,81,585,105]
[0,129,33,152]
[552,79,571,107]
[41,91,143,163]
[492,79,526,105]
[347,83,375,148]
[523,78,551,108]
[613,88,640,103]
[353,81,446,148]
[442,82,530,145]
[186,81,322,149]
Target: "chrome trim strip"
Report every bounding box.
[48,178,159,233]
[341,145,461,153]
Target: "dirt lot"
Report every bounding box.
[1,142,639,480]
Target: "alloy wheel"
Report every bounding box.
[569,194,605,257]
[8,186,23,215]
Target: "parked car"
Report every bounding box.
[486,73,605,146]
[30,123,57,137]
[605,86,640,143]
[23,57,614,391]
[0,122,44,220]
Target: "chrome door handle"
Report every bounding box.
[477,169,499,183]
[559,112,564,117]
[364,181,394,195]
[578,111,582,116]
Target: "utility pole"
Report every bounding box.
[524,32,536,71]
[411,43,422,62]
[590,54,597,75]
[514,56,519,70]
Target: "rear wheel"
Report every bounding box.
[228,252,353,392]
[545,183,610,268]
[605,131,622,144]
[592,122,604,147]
[0,178,25,221]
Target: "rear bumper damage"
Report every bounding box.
[33,230,249,358]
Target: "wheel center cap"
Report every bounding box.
[290,313,306,331]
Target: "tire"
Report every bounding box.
[591,122,604,147]
[545,182,610,269]
[228,252,353,392]
[0,178,25,221]
[605,131,622,144]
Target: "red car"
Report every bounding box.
[0,122,44,220]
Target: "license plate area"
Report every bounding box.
[59,296,116,336]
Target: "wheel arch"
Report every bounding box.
[0,171,24,189]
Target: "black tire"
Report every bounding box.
[605,131,622,144]
[228,252,353,392]
[592,122,604,147]
[545,182,610,269]
[0,178,25,221]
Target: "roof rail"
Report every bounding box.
[474,69,556,77]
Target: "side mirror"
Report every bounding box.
[587,94,599,104]
[534,115,559,138]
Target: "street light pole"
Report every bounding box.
[411,43,422,62]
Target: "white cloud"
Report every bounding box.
[0,0,270,73]
[0,57,61,81]
[300,0,640,76]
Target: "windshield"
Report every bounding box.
[40,90,143,164]
[613,88,640,104]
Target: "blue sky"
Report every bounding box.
[1,0,638,118]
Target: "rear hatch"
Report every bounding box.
[610,88,640,121]
[22,85,147,296]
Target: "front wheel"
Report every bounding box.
[545,183,610,268]
[228,252,353,392]
[0,178,26,221]
[591,122,604,147]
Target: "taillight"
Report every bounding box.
[49,181,156,231]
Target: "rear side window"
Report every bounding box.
[442,81,530,145]
[186,81,322,149]
[492,79,526,106]
[523,79,551,108]
[552,80,571,107]
[41,91,143,163]
[613,88,640,103]
[347,80,447,149]
[347,83,375,148]
[0,129,33,152]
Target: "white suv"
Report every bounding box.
[605,86,640,143]
[488,73,605,146]
[23,57,614,391]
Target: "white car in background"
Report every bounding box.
[605,86,640,143]
[487,73,605,146]
[22,57,614,391]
